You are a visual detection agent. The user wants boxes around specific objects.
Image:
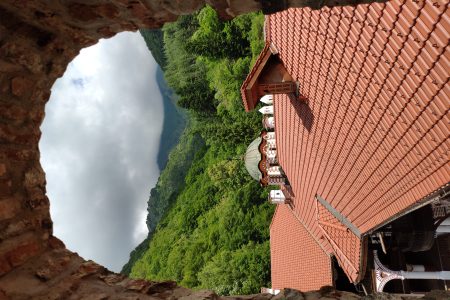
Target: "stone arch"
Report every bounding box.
[0,1,382,298]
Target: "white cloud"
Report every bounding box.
[40,32,163,272]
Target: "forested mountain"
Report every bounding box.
[139,29,167,70]
[154,68,186,170]
[139,28,187,170]
[123,7,272,295]
[121,127,204,275]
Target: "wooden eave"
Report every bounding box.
[241,42,278,112]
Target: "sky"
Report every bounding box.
[39,32,163,272]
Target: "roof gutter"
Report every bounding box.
[363,182,450,236]
[316,194,361,238]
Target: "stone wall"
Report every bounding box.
[2,0,445,299]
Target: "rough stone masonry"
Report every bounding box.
[1,0,447,299]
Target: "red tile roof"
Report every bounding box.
[261,0,449,285]
[270,205,332,291]
[316,199,365,282]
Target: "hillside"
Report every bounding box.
[121,127,204,275]
[139,29,187,170]
[139,29,167,70]
[154,67,187,170]
[123,7,272,295]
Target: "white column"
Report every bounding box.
[259,105,274,115]
[269,190,286,204]
[437,216,450,233]
[263,116,275,129]
[266,150,277,164]
[266,149,276,157]
[406,264,425,272]
[268,166,282,177]
[266,132,275,140]
[400,270,450,280]
[437,217,450,236]
[260,94,273,105]
[267,139,276,149]
[268,177,285,185]
[374,251,450,292]
[436,225,450,233]
[267,156,277,164]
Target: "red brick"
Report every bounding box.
[270,205,332,291]
[0,197,22,220]
[0,257,12,276]
[0,164,6,177]
[5,240,41,267]
[48,236,65,249]
[10,77,33,97]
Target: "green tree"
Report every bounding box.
[187,6,253,59]
[125,8,272,296]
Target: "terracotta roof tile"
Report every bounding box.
[270,205,332,291]
[265,0,449,283]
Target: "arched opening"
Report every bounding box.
[39,31,167,272]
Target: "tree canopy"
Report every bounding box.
[124,8,271,295]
